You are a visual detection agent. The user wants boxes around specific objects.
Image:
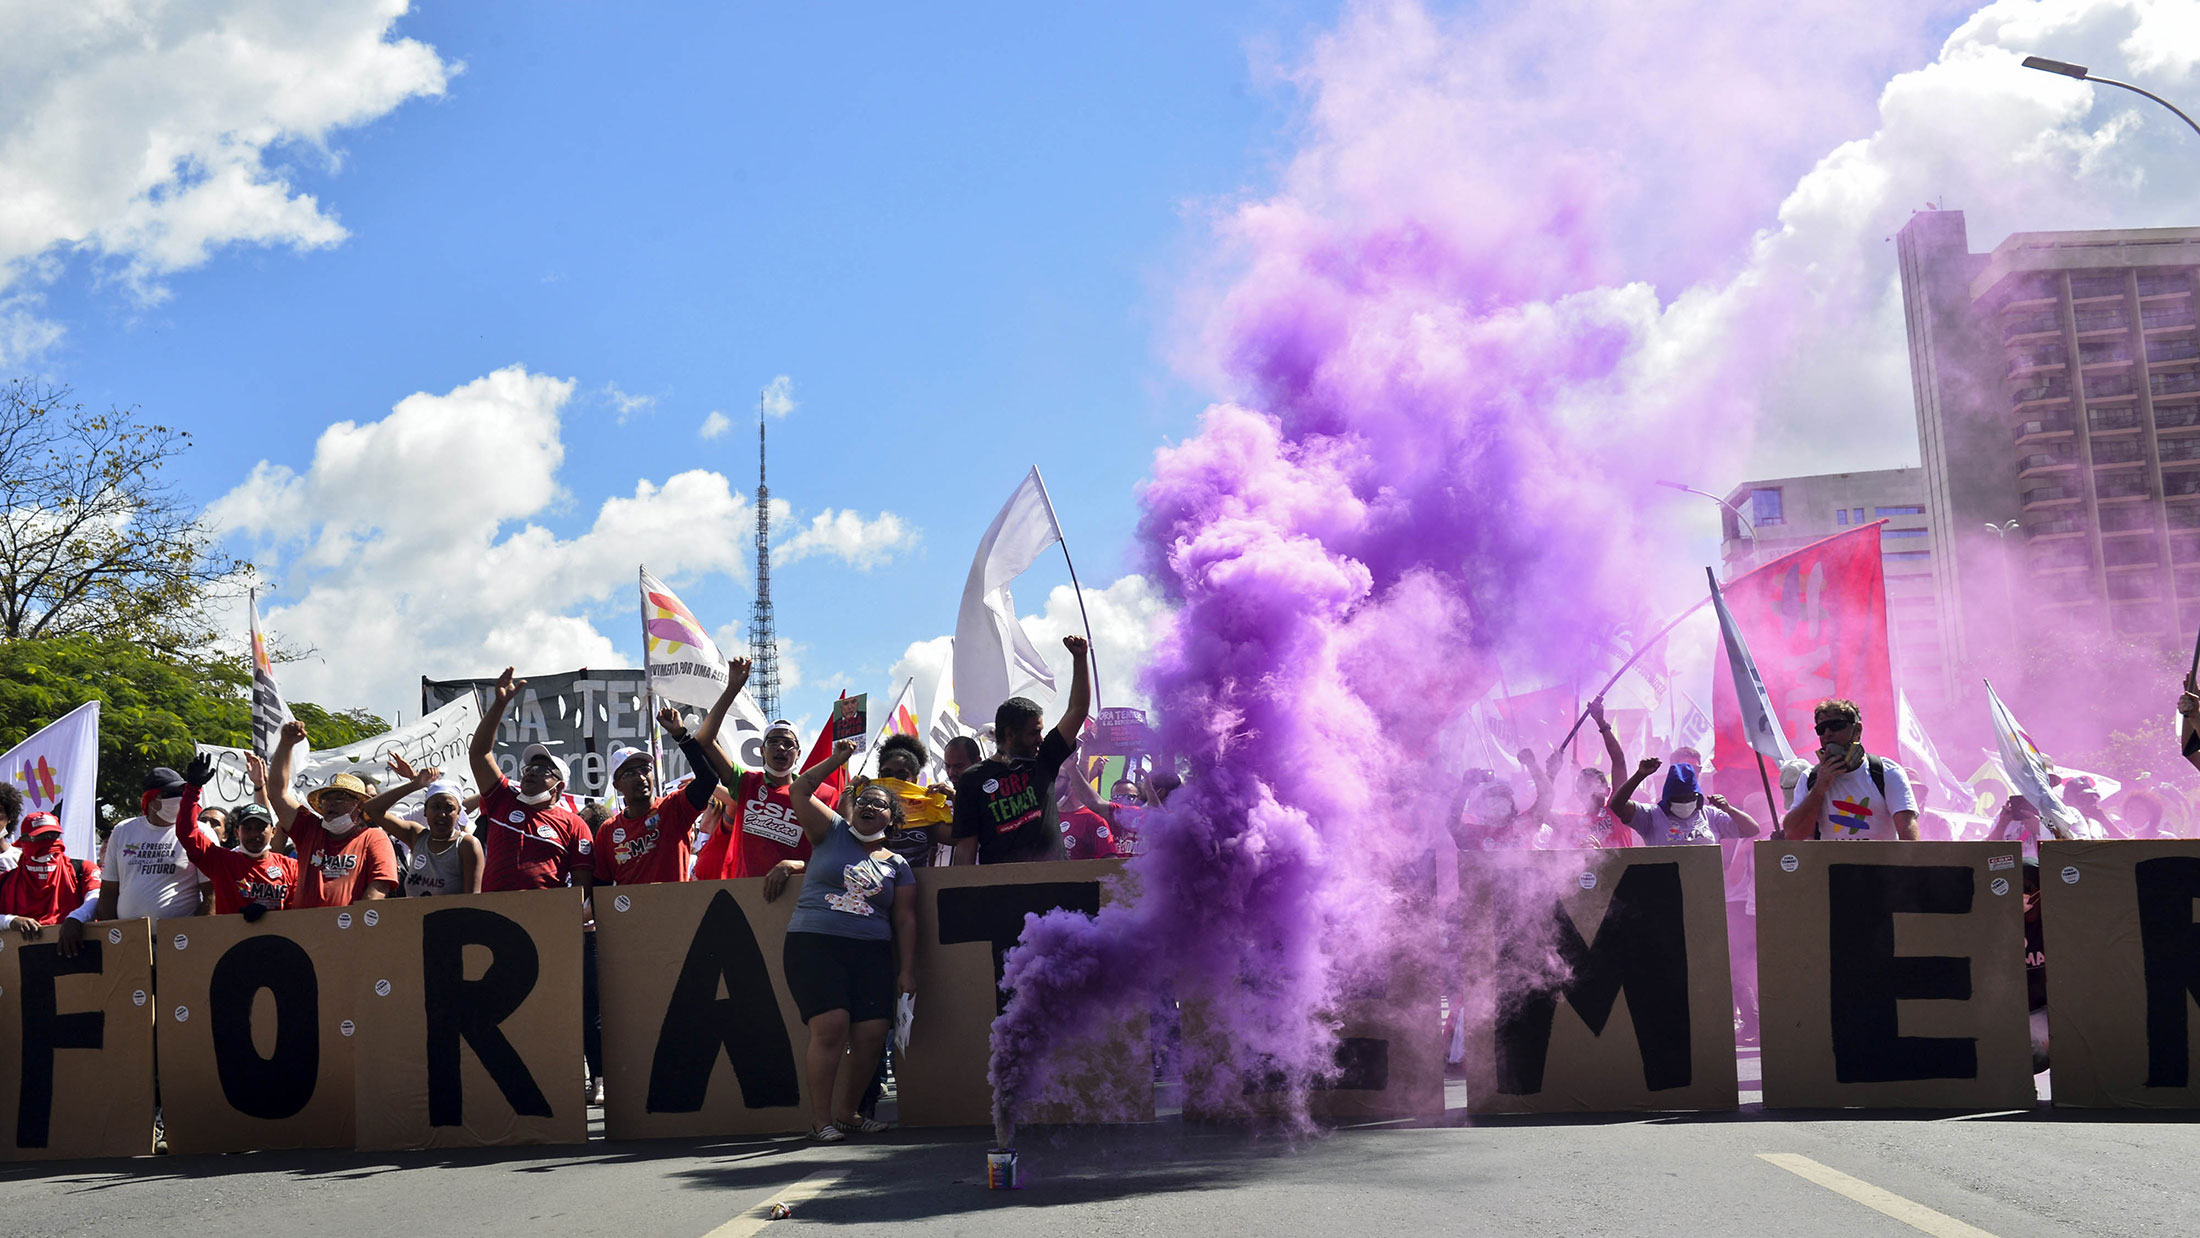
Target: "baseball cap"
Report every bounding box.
[608,745,650,777]
[231,803,274,826]
[143,767,188,794]
[764,719,800,741]
[519,743,571,784]
[18,811,60,837]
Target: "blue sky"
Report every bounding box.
[14,2,1333,721]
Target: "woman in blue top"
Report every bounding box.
[777,738,916,1142]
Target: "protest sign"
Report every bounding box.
[0,919,155,1160]
[595,878,810,1139]
[1756,841,2032,1109]
[196,694,483,813]
[1088,707,1153,757]
[2040,840,2200,1107]
[154,908,359,1154]
[1462,846,1738,1114]
[895,860,1151,1127]
[426,667,769,797]
[833,694,868,752]
[349,889,586,1150]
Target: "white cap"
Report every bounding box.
[608,745,650,778]
[519,743,570,785]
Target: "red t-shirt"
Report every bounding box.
[287,808,400,908]
[1059,807,1127,860]
[0,834,97,924]
[594,788,707,886]
[178,824,299,914]
[478,777,595,892]
[699,771,835,880]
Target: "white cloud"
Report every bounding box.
[0,2,452,362]
[599,382,656,424]
[699,410,732,439]
[214,364,918,714]
[760,374,796,419]
[776,509,918,570]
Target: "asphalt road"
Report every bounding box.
[3,1061,2192,1237]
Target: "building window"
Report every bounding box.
[1836,509,1850,526]
[1752,488,1785,527]
[1885,550,1932,561]
[1853,508,1867,523]
[1875,505,1924,517]
[1883,528,1930,539]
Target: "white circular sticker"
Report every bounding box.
[337,912,353,929]
[107,928,123,944]
[1779,853,1800,873]
[2061,866,2080,885]
[1578,871,1598,891]
[535,824,557,840]
[983,778,1000,794]
[508,810,526,824]
[339,1020,356,1038]
[364,909,380,927]
[1990,877,2010,897]
[132,990,146,1007]
[172,933,188,951]
[612,828,627,844]
[173,1006,189,1023]
[613,894,632,913]
[374,979,391,997]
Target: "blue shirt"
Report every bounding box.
[787,816,914,941]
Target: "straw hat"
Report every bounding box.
[307,772,371,813]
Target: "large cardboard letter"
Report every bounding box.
[897,861,1151,1128]
[1464,847,1735,1114]
[1756,841,2031,1109]
[0,919,155,1160]
[352,890,585,1149]
[596,879,811,1139]
[155,908,359,1154]
[2039,840,2200,1106]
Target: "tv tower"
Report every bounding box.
[748,399,782,720]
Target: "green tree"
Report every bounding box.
[0,635,388,824]
[0,378,242,654]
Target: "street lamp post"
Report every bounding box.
[2022,56,2200,140]
[1657,478,1757,571]
[1983,519,2023,656]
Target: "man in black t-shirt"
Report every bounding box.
[952,634,1092,865]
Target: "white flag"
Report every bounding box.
[1983,679,2083,840]
[247,586,297,760]
[1896,690,1974,813]
[923,643,973,781]
[1708,569,1796,764]
[859,677,919,778]
[953,467,1063,729]
[638,566,771,733]
[1,701,100,860]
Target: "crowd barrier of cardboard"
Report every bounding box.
[8,841,2200,1160]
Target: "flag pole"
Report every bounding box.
[640,564,662,792]
[1029,468,1101,710]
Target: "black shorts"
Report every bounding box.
[783,930,895,1023]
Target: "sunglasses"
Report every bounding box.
[1814,718,1856,736]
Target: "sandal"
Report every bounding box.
[837,1115,890,1134]
[808,1122,847,1143]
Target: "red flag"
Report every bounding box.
[1709,523,1893,794]
[807,700,847,799]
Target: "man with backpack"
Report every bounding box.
[1779,697,1918,841]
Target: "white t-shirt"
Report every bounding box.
[90,816,203,919]
[1812,760,1917,841]
[1625,801,1735,846]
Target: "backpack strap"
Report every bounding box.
[1866,755,1887,797]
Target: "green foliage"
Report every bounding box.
[0,635,387,823]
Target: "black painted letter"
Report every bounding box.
[2136,856,2200,1087]
[937,881,1101,1014]
[16,941,103,1148]
[1827,864,1976,1083]
[423,908,551,1126]
[647,890,800,1111]
[210,935,320,1119]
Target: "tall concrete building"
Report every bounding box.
[1717,469,1943,712]
[1896,211,2200,698]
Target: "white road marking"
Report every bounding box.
[1757,1153,2001,1238]
[700,1169,840,1238]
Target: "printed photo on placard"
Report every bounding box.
[0,919,156,1160]
[348,889,587,1150]
[1755,840,2032,1109]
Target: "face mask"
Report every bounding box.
[517,787,555,806]
[1666,797,1700,817]
[321,812,357,835]
[155,797,183,823]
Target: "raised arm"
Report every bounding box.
[1706,791,1762,838]
[659,705,724,810]
[361,754,437,843]
[790,739,858,844]
[1588,696,1625,791]
[689,656,752,787]
[1051,634,1092,745]
[1609,757,1657,825]
[471,667,524,793]
[1520,748,1553,823]
[267,719,310,845]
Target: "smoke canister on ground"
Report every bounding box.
[986,1147,1019,1190]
